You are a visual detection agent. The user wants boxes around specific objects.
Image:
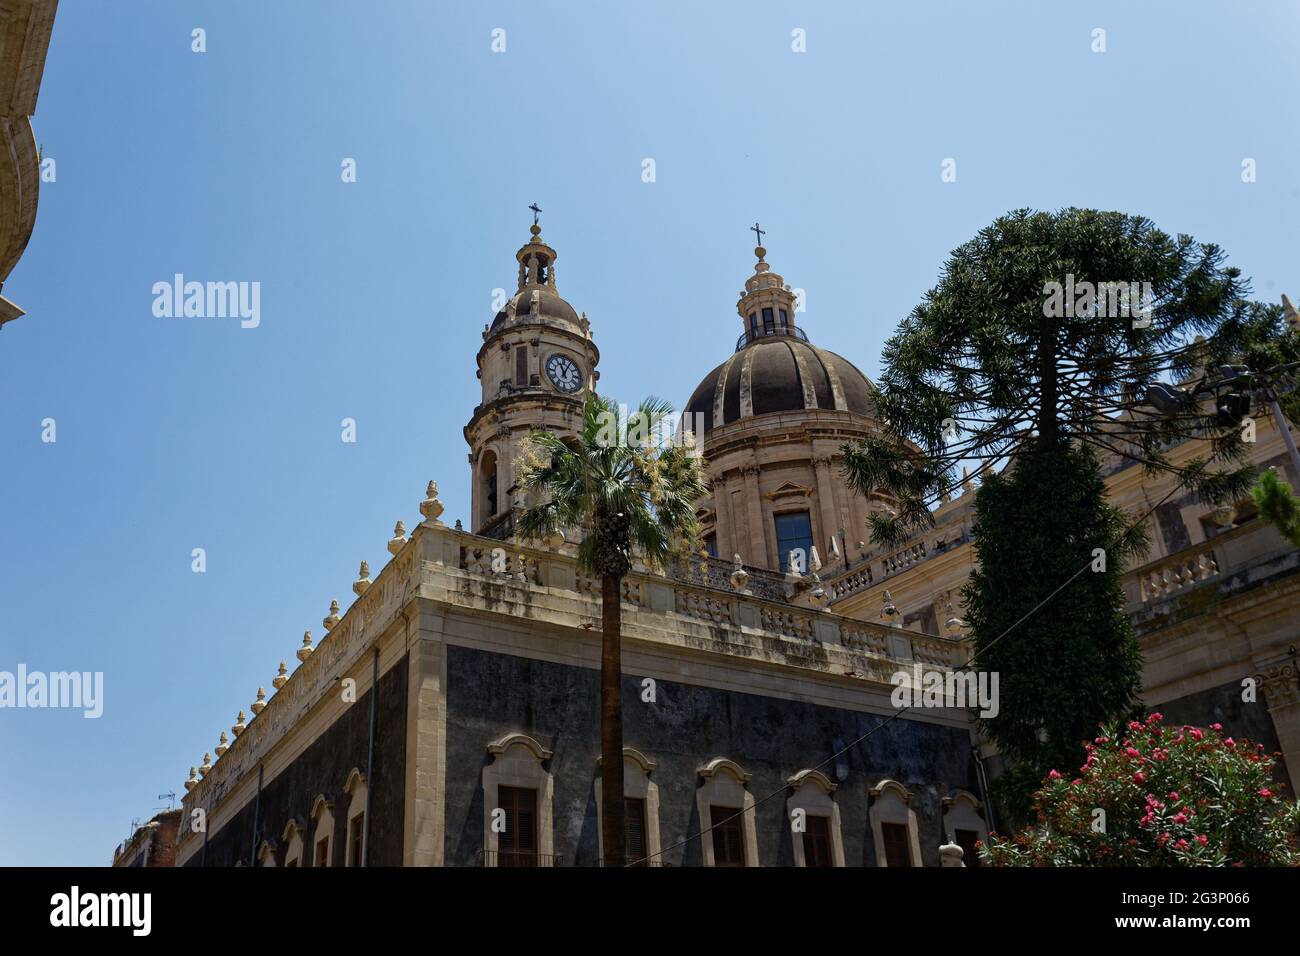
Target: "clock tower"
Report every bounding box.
[464,215,600,536]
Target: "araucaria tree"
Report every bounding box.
[517,394,706,867]
[843,208,1278,821]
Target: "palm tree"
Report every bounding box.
[517,394,706,866]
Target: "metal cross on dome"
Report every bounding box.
[750,222,765,245]
[529,202,542,226]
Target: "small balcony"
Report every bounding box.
[735,325,808,352]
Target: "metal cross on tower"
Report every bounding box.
[750,222,765,245]
[529,202,542,226]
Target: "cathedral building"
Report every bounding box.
[171,221,1299,868]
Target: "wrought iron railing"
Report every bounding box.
[735,325,809,352]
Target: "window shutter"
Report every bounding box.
[625,797,646,864]
[515,346,528,386]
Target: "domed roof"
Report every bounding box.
[491,287,580,330]
[686,333,877,434]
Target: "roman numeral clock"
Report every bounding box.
[545,353,582,393]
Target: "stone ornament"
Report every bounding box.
[251,687,267,715]
[388,520,408,555]
[199,753,212,777]
[297,630,314,662]
[232,711,247,736]
[273,662,288,690]
[353,560,371,596]
[215,731,229,757]
[420,480,445,526]
[730,554,751,594]
[323,600,340,631]
[185,767,198,791]
[881,589,901,627]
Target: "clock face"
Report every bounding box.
[545,354,583,393]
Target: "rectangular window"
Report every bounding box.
[514,345,528,386]
[880,822,912,868]
[625,797,647,866]
[955,828,982,868]
[774,511,813,573]
[804,815,833,867]
[314,836,330,868]
[498,785,538,868]
[779,308,789,329]
[704,533,718,558]
[710,805,746,867]
[749,313,758,336]
[348,814,365,866]
[762,307,775,332]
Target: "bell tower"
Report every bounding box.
[464,210,600,537]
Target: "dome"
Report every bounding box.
[685,333,877,434]
[491,287,580,330]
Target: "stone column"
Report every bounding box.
[742,465,769,568]
[813,455,841,563]
[1257,656,1300,794]
[714,475,734,559]
[403,604,447,866]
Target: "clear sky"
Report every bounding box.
[1,0,1297,865]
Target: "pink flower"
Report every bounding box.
[1168,791,1179,801]
[1196,834,1208,847]
[1125,747,1140,758]
[1190,728,1204,741]
[1224,737,1235,748]
[1147,712,1164,724]
[1071,778,1082,786]
[1156,832,1171,847]
[1047,769,1062,780]
[1133,771,1146,784]
[1173,812,1188,825]
[1174,838,1189,851]
[1096,736,1110,744]
[1259,788,1273,798]
[1211,723,1223,731]
[1129,720,1142,731]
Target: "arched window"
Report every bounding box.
[281,819,304,868]
[869,779,921,867]
[344,768,368,867]
[480,450,499,520]
[942,790,988,867]
[482,733,554,867]
[310,795,335,868]
[595,748,662,867]
[696,758,758,867]
[786,769,844,867]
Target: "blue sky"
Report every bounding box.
[1,0,1297,865]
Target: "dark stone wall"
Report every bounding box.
[443,643,978,867]
[1151,678,1287,781]
[186,653,408,867]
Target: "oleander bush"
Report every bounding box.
[982,713,1300,866]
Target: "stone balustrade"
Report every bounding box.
[182,519,962,815]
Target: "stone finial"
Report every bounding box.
[420,480,445,526]
[199,753,212,777]
[944,600,965,636]
[232,711,247,736]
[353,560,372,596]
[828,536,841,563]
[215,731,229,757]
[809,546,823,574]
[1212,503,1234,528]
[251,687,267,715]
[388,520,408,555]
[323,600,340,632]
[786,550,804,579]
[297,630,314,662]
[273,661,288,689]
[185,767,198,791]
[939,842,966,867]
[730,554,751,594]
[454,519,463,531]
[881,589,901,627]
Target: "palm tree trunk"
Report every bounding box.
[600,573,626,867]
